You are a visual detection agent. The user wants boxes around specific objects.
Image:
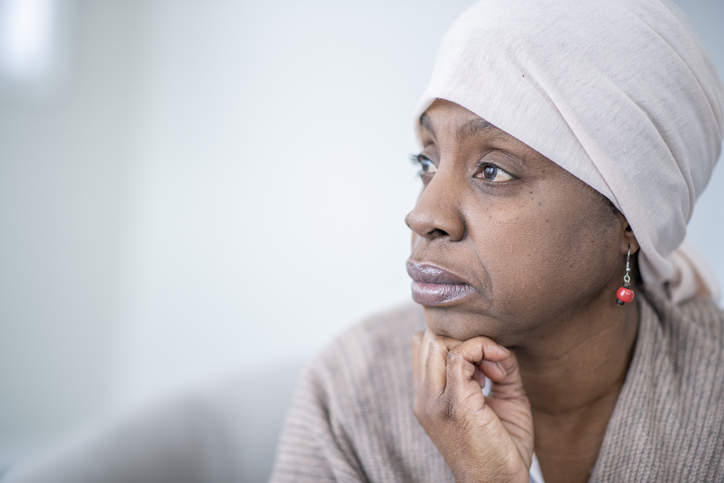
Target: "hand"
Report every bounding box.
[412,330,534,483]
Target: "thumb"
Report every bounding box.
[483,350,527,400]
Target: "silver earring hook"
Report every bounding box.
[624,246,631,285]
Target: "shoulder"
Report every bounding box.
[585,291,724,481]
[332,301,426,353]
[313,302,426,377]
[272,302,447,482]
[671,294,724,343]
[644,288,724,365]
[637,290,724,476]
[641,288,724,398]
[301,302,426,411]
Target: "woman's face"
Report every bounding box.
[406,99,630,346]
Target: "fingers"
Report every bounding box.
[412,332,534,479]
[413,330,450,395]
[445,336,509,385]
[444,337,508,408]
[488,350,528,401]
[425,333,452,393]
[413,331,510,397]
[446,336,509,366]
[480,359,507,381]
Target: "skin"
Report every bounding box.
[406,99,640,483]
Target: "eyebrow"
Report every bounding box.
[418,113,495,140]
[459,117,494,138]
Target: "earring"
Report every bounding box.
[616,247,634,305]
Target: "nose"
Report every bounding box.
[405,171,465,242]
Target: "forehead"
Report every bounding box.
[420,106,494,142]
[418,99,531,152]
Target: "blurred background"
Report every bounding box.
[0,0,722,480]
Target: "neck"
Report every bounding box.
[514,291,640,417]
[513,291,640,482]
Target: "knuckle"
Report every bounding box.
[428,335,442,350]
[507,357,519,374]
[446,348,464,365]
[433,393,458,423]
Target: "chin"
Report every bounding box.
[423,306,511,344]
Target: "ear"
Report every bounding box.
[619,217,640,255]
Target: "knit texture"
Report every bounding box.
[270,291,724,482]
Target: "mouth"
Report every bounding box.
[406,260,476,306]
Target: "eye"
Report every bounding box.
[410,153,437,176]
[476,163,514,183]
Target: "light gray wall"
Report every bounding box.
[0,0,140,458]
[0,0,722,471]
[681,0,724,292]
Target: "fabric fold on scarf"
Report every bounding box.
[414,0,724,304]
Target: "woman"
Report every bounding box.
[271,0,724,481]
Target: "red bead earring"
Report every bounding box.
[616,246,634,305]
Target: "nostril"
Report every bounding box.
[405,209,458,240]
[405,186,464,241]
[428,228,449,239]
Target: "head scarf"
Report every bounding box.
[414,0,724,304]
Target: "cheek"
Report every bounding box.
[467,197,619,316]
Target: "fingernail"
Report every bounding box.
[498,344,510,355]
[496,362,507,377]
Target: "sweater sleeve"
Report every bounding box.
[269,358,370,483]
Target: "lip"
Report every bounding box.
[406,260,476,306]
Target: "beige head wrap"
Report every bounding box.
[415,0,724,304]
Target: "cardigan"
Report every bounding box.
[270,289,724,482]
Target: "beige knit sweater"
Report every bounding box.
[270,290,724,482]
